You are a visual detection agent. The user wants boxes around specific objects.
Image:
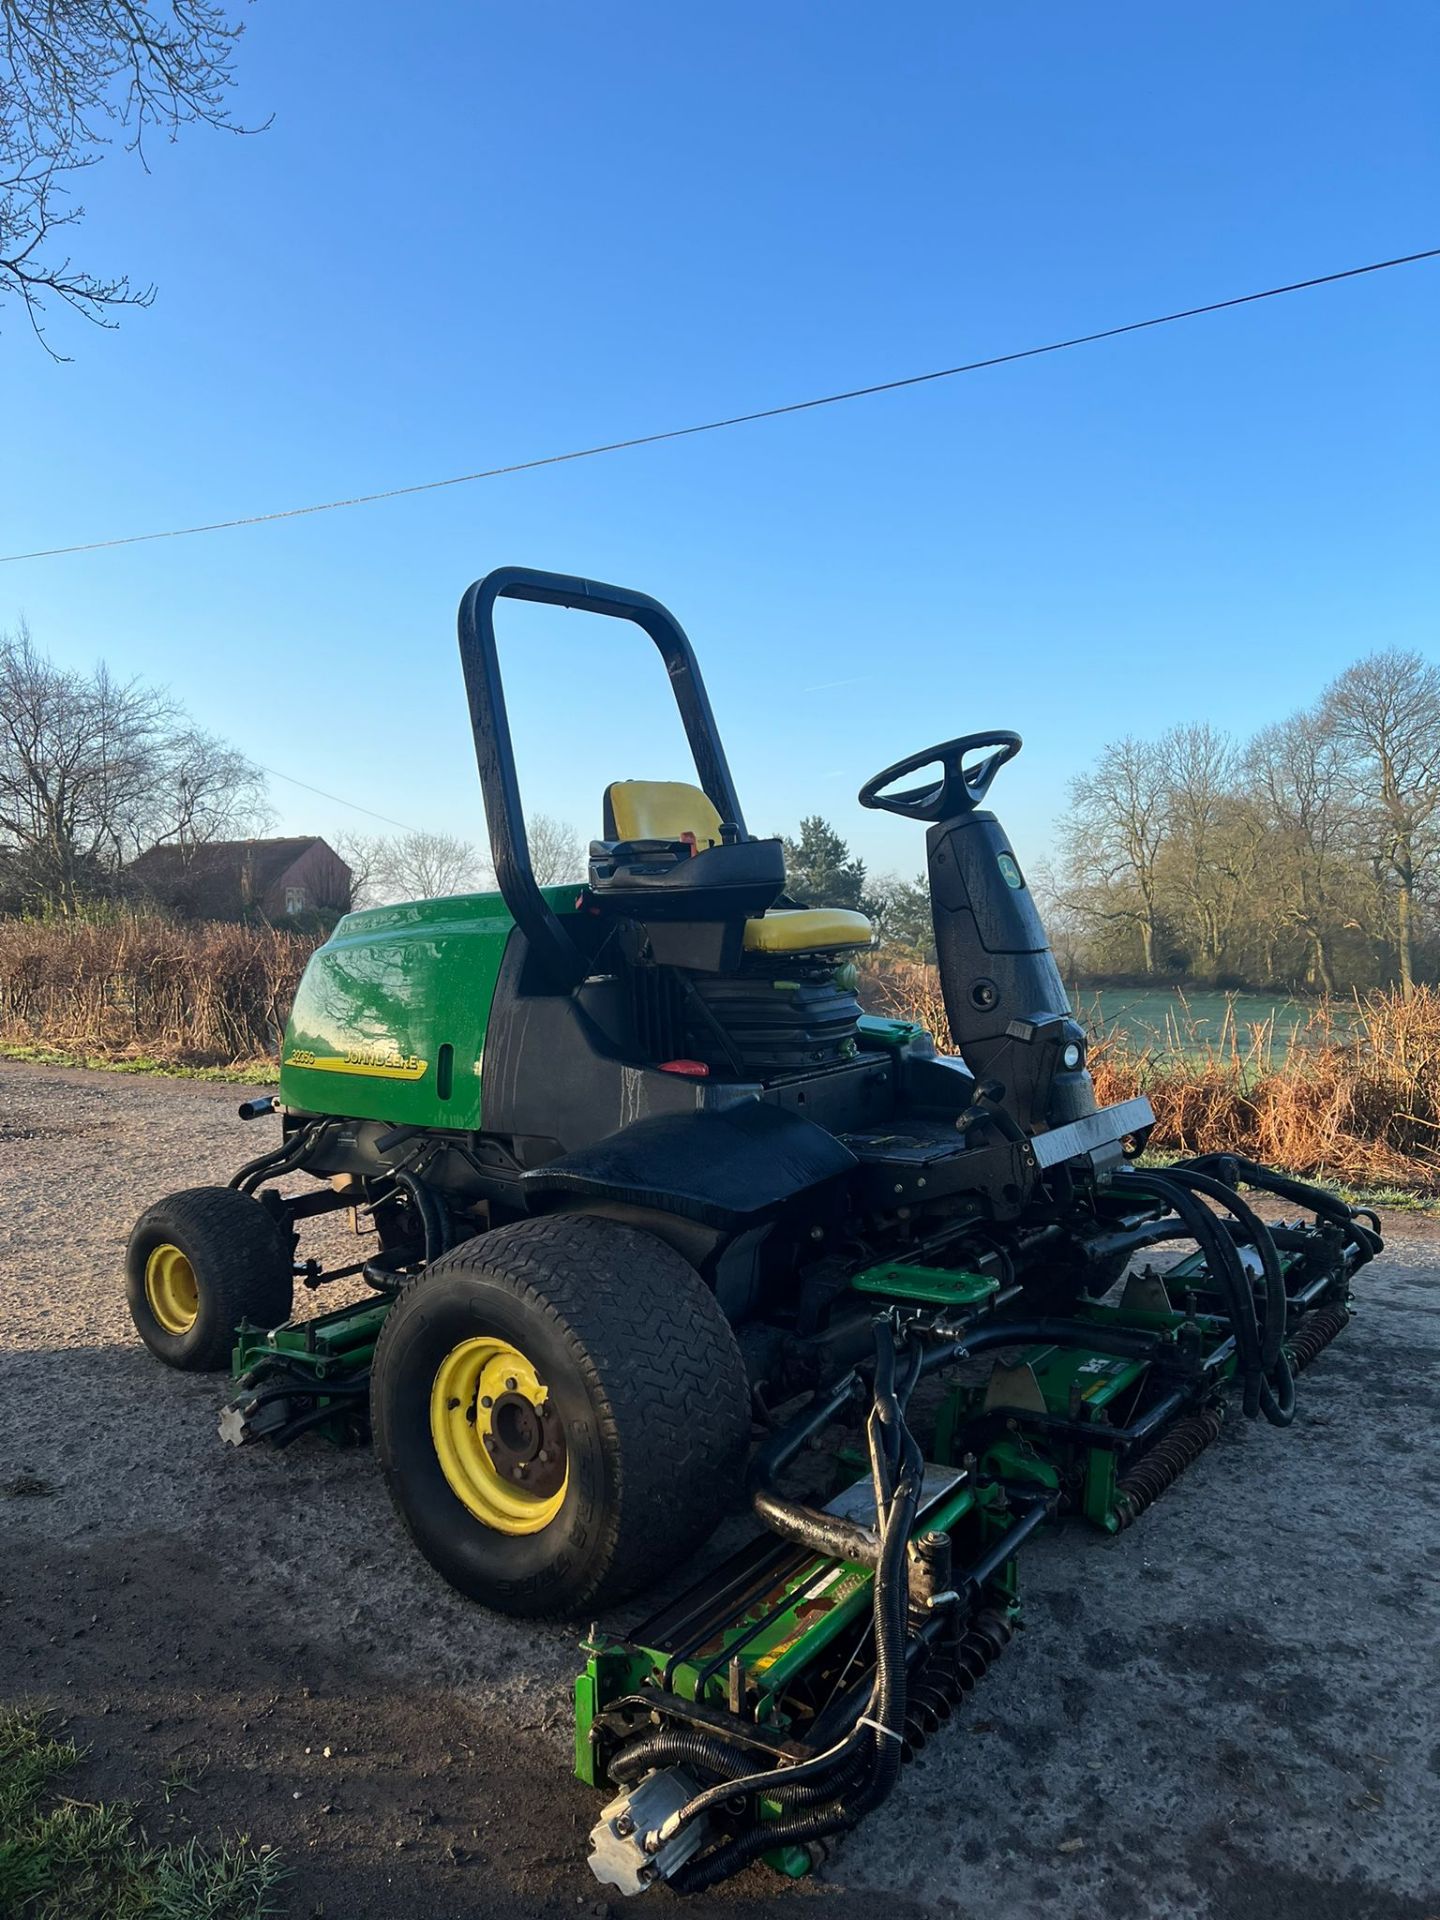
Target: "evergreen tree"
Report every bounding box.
[782,816,883,918]
[876,873,935,961]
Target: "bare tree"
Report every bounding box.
[526,812,584,888]
[365,830,490,904]
[1323,650,1440,996]
[1247,710,1361,994]
[132,725,270,859]
[0,621,266,911]
[1057,737,1170,973]
[1,0,263,351]
[333,831,383,911]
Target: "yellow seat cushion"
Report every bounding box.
[605,780,724,848]
[602,783,873,952]
[743,907,873,954]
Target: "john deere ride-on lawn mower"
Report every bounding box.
[125,567,1381,1894]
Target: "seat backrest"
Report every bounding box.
[604,781,724,849]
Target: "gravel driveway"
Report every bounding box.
[1,1059,1436,1919]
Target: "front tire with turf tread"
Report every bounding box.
[126,1186,294,1372]
[370,1214,750,1618]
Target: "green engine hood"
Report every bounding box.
[279,885,580,1130]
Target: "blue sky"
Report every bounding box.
[2,0,1436,882]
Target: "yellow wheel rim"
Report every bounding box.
[144,1242,199,1335]
[429,1336,568,1535]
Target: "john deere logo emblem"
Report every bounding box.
[997,853,1024,889]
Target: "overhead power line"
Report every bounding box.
[256,761,422,833]
[4,246,1436,568]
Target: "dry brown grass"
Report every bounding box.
[0,916,321,1070]
[5,922,1437,1191]
[861,956,1440,1192]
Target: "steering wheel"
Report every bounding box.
[857,731,1022,823]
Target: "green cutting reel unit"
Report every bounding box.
[123,567,1380,1893]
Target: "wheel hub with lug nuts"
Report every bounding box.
[429,1334,570,1534]
[483,1388,567,1498]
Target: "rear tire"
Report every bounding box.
[370,1214,750,1618]
[126,1187,294,1372]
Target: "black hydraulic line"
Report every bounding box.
[745,1340,915,1568]
[951,1372,1228,1457]
[391,1166,450,1262]
[608,1731,759,1789]
[960,1495,1053,1593]
[1181,1154,1383,1262]
[231,1378,369,1415]
[1165,1167,1286,1367]
[668,1792,850,1893]
[269,1398,367,1449]
[1118,1170,1269,1420]
[748,1316,1171,1559]
[747,1370,863,1489]
[361,1257,413,1293]
[693,1426,922,1870]
[228,1134,301,1192]
[600,1691,805,1764]
[653,1365,1050,1890]
[918,1315,1164,1376]
[231,1119,336,1195]
[1162,1165,1294,1428]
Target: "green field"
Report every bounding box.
[1073,985,1342,1052]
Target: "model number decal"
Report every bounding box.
[284,1048,427,1081]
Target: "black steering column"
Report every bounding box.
[860,732,1096,1135]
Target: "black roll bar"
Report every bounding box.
[456,566,747,989]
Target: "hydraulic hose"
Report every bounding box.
[747,1371,863,1488]
[917,1315,1163,1377]
[229,1133,307,1193]
[1162,1165,1294,1426]
[268,1396,369,1449]
[1165,1167,1287,1368]
[1181,1154,1383,1264]
[668,1445,920,1890]
[392,1165,450,1262]
[230,1119,335,1195]
[1121,1169,1296,1427]
[746,1335,924,1567]
[1119,1170,1268,1419]
[607,1732,760,1789]
[669,1785,861,1892]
